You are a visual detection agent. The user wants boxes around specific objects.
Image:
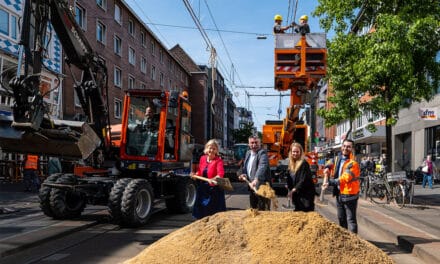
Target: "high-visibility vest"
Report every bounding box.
[24,155,38,170]
[331,155,360,195]
[339,160,360,195]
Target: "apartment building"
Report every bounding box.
[0,0,62,119]
[64,0,190,123]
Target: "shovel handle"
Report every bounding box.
[243,177,257,193]
[191,174,216,185]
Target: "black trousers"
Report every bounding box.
[335,195,358,233]
[249,191,270,210]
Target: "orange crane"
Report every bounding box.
[262,32,327,190]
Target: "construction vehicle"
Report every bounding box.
[0,0,196,226]
[262,32,326,191]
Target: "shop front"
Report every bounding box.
[352,126,386,160]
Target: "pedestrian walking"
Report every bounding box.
[22,154,40,192]
[322,139,360,233]
[422,155,434,189]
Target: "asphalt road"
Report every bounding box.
[1,181,436,263]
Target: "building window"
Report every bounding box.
[160,72,164,87]
[75,4,86,30]
[114,99,122,119]
[140,82,146,90]
[97,0,107,10]
[114,4,122,24]
[151,65,156,80]
[128,75,135,89]
[150,40,156,55]
[140,31,146,47]
[96,0,107,10]
[128,47,135,65]
[114,35,121,55]
[141,56,147,73]
[159,50,164,64]
[114,66,122,87]
[128,19,135,36]
[0,8,19,40]
[96,21,106,44]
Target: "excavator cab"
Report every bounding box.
[119,90,193,169]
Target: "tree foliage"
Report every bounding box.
[313,0,440,166]
[232,122,255,143]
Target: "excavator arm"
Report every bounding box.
[2,0,110,159]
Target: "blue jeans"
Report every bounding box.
[336,195,358,233]
[23,170,40,191]
[422,173,433,189]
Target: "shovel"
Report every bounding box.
[316,177,329,206]
[191,174,234,191]
[241,177,278,209]
[282,197,294,209]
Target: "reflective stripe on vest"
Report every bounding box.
[24,155,38,170]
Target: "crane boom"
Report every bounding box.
[263,33,327,189]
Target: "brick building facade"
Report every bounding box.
[64,0,190,124]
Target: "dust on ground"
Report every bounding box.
[125,210,394,264]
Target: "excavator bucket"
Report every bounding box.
[0,119,101,159]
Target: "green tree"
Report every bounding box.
[314,0,440,169]
[232,122,255,143]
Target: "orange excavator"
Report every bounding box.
[262,29,327,191]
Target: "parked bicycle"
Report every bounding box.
[359,169,375,200]
[366,171,407,208]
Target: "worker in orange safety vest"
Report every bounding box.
[322,139,360,233]
[23,154,40,192]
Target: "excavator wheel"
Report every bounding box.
[121,179,154,227]
[50,174,86,219]
[39,173,63,217]
[165,177,196,213]
[108,178,132,224]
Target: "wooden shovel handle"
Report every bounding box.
[191,174,216,184]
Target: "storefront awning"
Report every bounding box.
[353,126,386,144]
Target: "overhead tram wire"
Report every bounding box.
[203,0,240,89]
[142,22,270,38]
[130,0,172,47]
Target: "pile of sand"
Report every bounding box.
[125,210,393,264]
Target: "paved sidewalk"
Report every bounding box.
[317,184,440,264]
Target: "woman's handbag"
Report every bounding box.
[422,165,429,173]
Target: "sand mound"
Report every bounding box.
[125,210,393,264]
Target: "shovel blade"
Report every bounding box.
[215,177,234,191]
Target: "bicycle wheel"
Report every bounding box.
[392,183,405,208]
[361,175,369,200]
[368,182,388,204]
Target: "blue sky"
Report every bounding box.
[124,0,324,130]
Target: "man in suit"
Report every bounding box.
[238,135,271,210]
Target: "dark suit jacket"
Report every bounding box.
[239,148,271,188]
